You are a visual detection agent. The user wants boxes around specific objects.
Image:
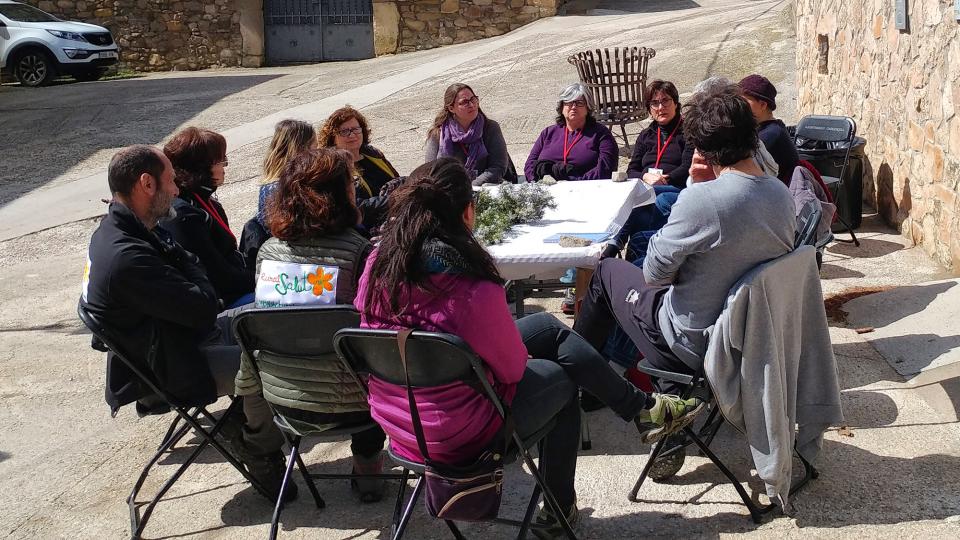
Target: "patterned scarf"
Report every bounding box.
[438,113,488,174]
[421,239,470,275]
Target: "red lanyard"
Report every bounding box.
[562,128,583,164]
[192,193,236,243]
[655,120,681,168]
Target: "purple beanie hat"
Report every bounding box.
[739,74,777,111]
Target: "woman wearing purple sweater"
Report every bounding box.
[355,158,703,537]
[524,83,619,181]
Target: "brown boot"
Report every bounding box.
[351,451,386,503]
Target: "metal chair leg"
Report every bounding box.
[683,426,775,523]
[628,435,668,502]
[391,468,410,531]
[392,475,425,540]
[268,441,299,540]
[516,483,542,540]
[514,434,577,540]
[292,445,325,509]
[579,407,592,451]
[444,520,467,540]
[158,412,186,451]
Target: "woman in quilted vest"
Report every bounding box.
[239,147,388,502]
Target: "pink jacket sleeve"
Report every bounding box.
[454,280,527,385]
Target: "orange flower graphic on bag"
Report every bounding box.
[306,269,335,296]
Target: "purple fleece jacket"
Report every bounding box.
[524,121,618,180]
[354,250,527,464]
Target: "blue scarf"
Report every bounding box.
[438,113,488,175]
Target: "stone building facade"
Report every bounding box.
[22,0,265,71]
[373,0,558,55]
[21,1,558,71]
[795,0,960,270]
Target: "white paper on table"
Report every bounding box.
[486,179,654,281]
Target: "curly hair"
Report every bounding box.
[682,86,758,168]
[364,157,502,317]
[266,148,360,241]
[318,106,370,149]
[163,127,226,192]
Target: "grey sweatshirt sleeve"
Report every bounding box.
[643,185,722,285]
[424,133,440,163]
[475,119,509,185]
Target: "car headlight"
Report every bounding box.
[47,30,88,42]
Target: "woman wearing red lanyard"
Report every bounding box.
[524,82,618,181]
[163,127,254,308]
[626,80,693,187]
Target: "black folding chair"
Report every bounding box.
[794,115,860,246]
[77,304,270,540]
[231,305,405,540]
[333,328,577,540]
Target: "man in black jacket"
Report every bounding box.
[80,145,294,502]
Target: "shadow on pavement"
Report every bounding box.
[827,237,905,259]
[846,281,955,329]
[564,0,701,15]
[0,74,281,207]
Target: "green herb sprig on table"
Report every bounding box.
[474,183,557,245]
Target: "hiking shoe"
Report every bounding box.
[635,394,705,444]
[531,502,581,540]
[247,451,299,504]
[648,435,687,482]
[351,451,387,503]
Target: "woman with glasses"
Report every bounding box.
[524,82,618,182]
[425,82,516,185]
[626,80,693,187]
[162,127,254,308]
[319,106,400,230]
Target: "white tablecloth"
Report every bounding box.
[487,179,654,280]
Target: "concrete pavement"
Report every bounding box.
[3,0,960,538]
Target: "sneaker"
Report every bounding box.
[635,394,705,444]
[647,435,686,482]
[351,451,387,503]
[561,288,576,315]
[531,502,580,540]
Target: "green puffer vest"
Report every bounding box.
[235,229,372,415]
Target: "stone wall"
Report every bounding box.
[22,0,255,71]
[795,0,960,270]
[373,0,557,55]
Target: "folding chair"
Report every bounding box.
[231,305,406,540]
[334,328,578,540]
[77,305,270,540]
[793,115,860,246]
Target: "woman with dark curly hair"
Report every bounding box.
[163,126,253,308]
[318,106,399,230]
[243,147,388,502]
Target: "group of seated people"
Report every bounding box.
[79,72,799,538]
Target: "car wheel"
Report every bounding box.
[74,68,107,82]
[14,49,57,87]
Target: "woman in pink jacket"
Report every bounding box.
[355,157,703,537]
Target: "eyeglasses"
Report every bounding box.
[564,99,588,109]
[337,126,363,137]
[649,98,674,109]
[456,95,480,107]
[217,158,229,167]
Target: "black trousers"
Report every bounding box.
[572,258,695,395]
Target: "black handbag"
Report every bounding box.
[396,328,509,521]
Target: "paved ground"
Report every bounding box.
[2,1,960,539]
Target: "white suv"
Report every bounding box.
[0,0,119,86]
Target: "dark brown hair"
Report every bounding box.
[427,83,484,140]
[682,86,758,167]
[108,145,166,195]
[319,106,370,148]
[163,127,227,192]
[364,157,502,316]
[266,148,360,241]
[644,80,681,114]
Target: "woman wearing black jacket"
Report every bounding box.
[626,80,693,187]
[162,127,254,308]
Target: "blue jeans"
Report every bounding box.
[512,312,655,508]
[614,185,681,265]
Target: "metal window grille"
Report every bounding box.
[264,0,324,25]
[323,0,372,25]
